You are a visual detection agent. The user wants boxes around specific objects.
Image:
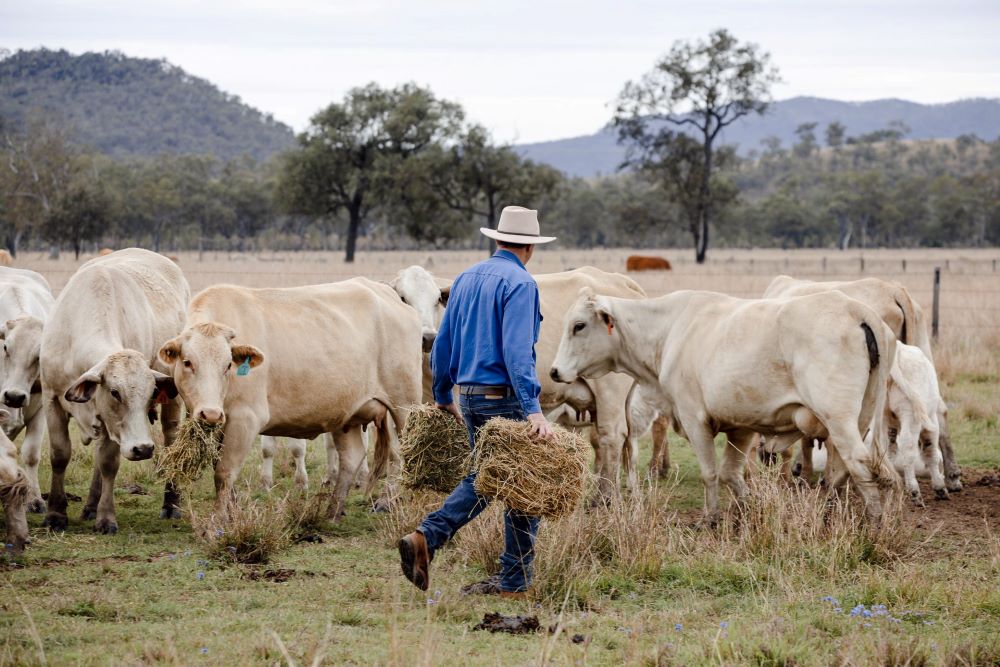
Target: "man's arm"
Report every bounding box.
[501,282,554,439]
[431,307,456,408]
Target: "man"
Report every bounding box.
[398,206,556,599]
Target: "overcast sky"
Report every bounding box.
[2,0,998,143]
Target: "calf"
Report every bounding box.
[0,410,28,554]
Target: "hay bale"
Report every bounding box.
[155,419,223,490]
[400,404,469,493]
[472,418,589,519]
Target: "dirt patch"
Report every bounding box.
[242,568,315,583]
[122,484,148,495]
[41,492,82,502]
[908,470,1000,550]
[974,473,1000,488]
[473,612,540,635]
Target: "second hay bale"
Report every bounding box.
[400,404,470,493]
[472,418,589,519]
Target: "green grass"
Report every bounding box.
[1,371,998,666]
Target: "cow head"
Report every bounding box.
[158,322,263,425]
[550,287,620,384]
[390,266,449,352]
[0,316,44,411]
[0,409,29,554]
[63,350,176,461]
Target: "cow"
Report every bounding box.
[0,267,55,512]
[550,287,899,523]
[762,275,960,492]
[0,409,29,554]
[157,278,422,520]
[624,382,673,482]
[0,250,12,267]
[626,255,672,272]
[389,265,451,404]
[98,248,114,256]
[885,343,948,506]
[40,248,188,533]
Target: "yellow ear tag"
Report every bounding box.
[237,357,251,376]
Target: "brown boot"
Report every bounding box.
[398,531,431,591]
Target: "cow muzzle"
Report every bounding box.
[195,407,225,425]
[2,390,27,409]
[125,442,155,461]
[422,332,437,353]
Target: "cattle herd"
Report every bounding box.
[0,248,961,554]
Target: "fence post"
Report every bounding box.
[932,267,940,340]
[860,256,865,272]
[822,256,827,273]
[902,259,906,272]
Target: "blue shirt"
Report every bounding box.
[431,250,543,415]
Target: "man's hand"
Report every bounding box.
[436,402,463,425]
[527,412,555,440]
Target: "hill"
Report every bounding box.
[0,48,295,161]
[516,96,1000,177]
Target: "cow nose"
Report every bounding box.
[130,443,154,461]
[196,408,225,424]
[2,390,26,408]
[422,332,436,353]
[550,368,561,382]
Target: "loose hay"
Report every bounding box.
[155,419,223,490]
[400,404,470,493]
[472,418,589,519]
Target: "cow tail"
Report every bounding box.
[621,381,639,473]
[365,401,404,498]
[860,320,899,489]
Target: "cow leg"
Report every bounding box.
[795,439,816,482]
[322,432,337,487]
[895,414,923,507]
[720,431,755,503]
[825,428,885,523]
[594,420,623,501]
[355,427,370,490]
[260,436,277,490]
[937,407,962,492]
[42,399,72,531]
[328,426,365,520]
[20,410,46,513]
[81,463,101,520]
[213,414,259,515]
[0,440,28,554]
[651,415,671,480]
[93,437,121,534]
[589,424,603,478]
[160,399,183,519]
[686,425,721,526]
[287,438,308,490]
[921,426,948,500]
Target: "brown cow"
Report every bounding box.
[626,255,671,272]
[0,250,12,267]
[98,248,114,256]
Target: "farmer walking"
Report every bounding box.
[398,206,556,599]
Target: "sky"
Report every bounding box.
[2,0,998,144]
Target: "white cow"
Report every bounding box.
[551,288,898,523]
[0,267,55,512]
[259,432,369,491]
[0,409,29,554]
[158,278,422,519]
[40,249,188,533]
[885,343,948,506]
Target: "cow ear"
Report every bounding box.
[231,344,264,368]
[578,286,596,303]
[152,370,178,399]
[65,365,104,403]
[159,337,182,365]
[439,285,450,307]
[0,318,14,339]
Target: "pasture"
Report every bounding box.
[2,248,999,666]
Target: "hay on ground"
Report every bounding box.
[400,404,470,493]
[155,419,223,490]
[472,418,589,519]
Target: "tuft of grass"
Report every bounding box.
[190,486,293,565]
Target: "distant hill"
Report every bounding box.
[516,97,1000,178]
[0,48,295,161]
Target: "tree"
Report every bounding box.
[277,83,464,262]
[793,122,818,160]
[825,122,846,149]
[613,28,779,263]
[44,173,112,259]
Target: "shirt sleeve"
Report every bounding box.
[431,306,455,405]
[501,281,542,415]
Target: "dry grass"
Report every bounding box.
[155,419,223,490]
[472,418,589,519]
[399,404,470,493]
[190,486,294,564]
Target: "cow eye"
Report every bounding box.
[400,296,408,305]
[110,389,122,403]
[183,360,193,370]
[573,322,586,334]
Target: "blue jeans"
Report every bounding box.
[418,393,541,593]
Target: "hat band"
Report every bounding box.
[497,229,540,238]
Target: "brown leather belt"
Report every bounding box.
[459,385,514,397]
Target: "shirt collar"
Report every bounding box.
[492,249,526,270]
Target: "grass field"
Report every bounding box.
[2,248,999,666]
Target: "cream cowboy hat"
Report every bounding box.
[480,206,556,245]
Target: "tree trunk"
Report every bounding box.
[695,139,713,264]
[837,215,852,250]
[485,197,498,256]
[345,206,361,263]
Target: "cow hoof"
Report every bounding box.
[81,507,97,521]
[160,507,182,520]
[43,513,68,531]
[95,519,118,535]
[371,499,392,514]
[934,488,949,501]
[909,492,925,508]
[27,498,47,514]
[946,478,963,493]
[791,463,802,477]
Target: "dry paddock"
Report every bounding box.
[1,247,998,666]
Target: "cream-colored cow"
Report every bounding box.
[259,432,369,491]
[0,267,55,512]
[158,278,422,519]
[762,275,960,492]
[40,249,188,533]
[551,288,898,523]
[0,410,29,553]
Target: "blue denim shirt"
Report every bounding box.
[431,250,543,415]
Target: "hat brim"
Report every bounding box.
[480,228,557,244]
